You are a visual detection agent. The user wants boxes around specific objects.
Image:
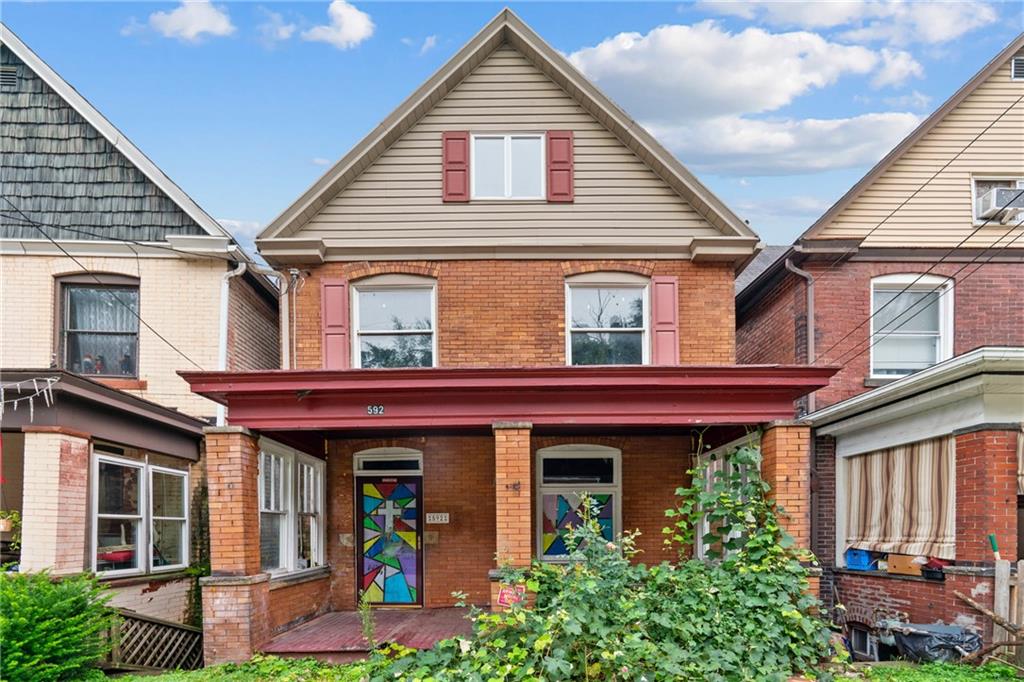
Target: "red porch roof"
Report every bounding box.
[181,365,835,430]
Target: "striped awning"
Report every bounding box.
[846,436,955,561]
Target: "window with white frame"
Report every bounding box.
[258,441,326,575]
[352,278,436,369]
[870,274,953,378]
[972,177,1024,223]
[93,450,189,577]
[536,445,621,562]
[566,275,648,366]
[471,133,544,199]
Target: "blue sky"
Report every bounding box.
[3,1,1022,248]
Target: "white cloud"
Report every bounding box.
[569,22,877,124]
[568,21,925,175]
[646,112,921,175]
[148,1,235,43]
[700,0,999,45]
[257,8,296,48]
[217,218,263,251]
[735,195,834,220]
[871,48,923,88]
[311,157,332,166]
[418,34,438,56]
[120,17,147,37]
[302,0,374,50]
[883,90,932,110]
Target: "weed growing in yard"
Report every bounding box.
[864,662,1018,681]
[362,444,833,681]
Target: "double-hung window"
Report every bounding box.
[352,279,436,369]
[258,440,326,575]
[566,279,648,366]
[471,133,544,199]
[536,445,621,562]
[93,450,189,577]
[62,281,140,377]
[870,274,953,378]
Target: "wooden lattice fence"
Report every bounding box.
[107,608,203,672]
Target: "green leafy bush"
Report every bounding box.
[0,570,115,681]
[119,654,369,681]
[365,444,833,681]
[865,662,1018,681]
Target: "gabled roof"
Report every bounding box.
[0,22,236,245]
[800,32,1024,243]
[258,8,757,245]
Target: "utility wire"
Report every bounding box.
[0,207,243,264]
[2,196,205,370]
[827,219,1024,369]
[816,188,1024,364]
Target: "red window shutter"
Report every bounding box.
[442,131,470,202]
[546,130,574,203]
[321,278,350,370]
[650,276,679,365]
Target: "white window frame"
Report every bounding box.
[1011,56,1024,81]
[351,276,438,369]
[149,465,189,573]
[535,445,622,563]
[257,438,326,578]
[91,450,190,578]
[470,132,546,200]
[970,176,1024,224]
[564,273,650,366]
[869,273,953,379]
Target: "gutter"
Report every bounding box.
[784,257,816,413]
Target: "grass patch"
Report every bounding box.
[864,661,1018,681]
[117,655,367,681]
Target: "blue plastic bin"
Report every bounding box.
[845,548,877,571]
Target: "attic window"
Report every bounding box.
[1013,57,1024,81]
[0,66,18,91]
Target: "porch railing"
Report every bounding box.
[107,608,203,672]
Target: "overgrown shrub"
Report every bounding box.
[0,570,115,681]
[865,662,1018,681]
[365,444,833,681]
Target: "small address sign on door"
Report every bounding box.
[366,404,385,415]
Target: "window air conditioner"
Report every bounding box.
[976,186,1024,220]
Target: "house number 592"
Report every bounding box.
[366,404,385,415]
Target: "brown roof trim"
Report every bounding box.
[800,32,1024,242]
[258,8,756,244]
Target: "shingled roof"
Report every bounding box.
[0,23,230,243]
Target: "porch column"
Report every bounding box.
[491,422,533,608]
[19,426,90,575]
[200,426,270,665]
[760,421,811,547]
[954,426,1020,563]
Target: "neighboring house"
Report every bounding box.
[180,10,834,665]
[0,24,280,625]
[736,35,1024,653]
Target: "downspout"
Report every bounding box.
[785,256,815,414]
[217,261,248,426]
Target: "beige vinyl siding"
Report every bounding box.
[298,45,721,247]
[816,49,1024,249]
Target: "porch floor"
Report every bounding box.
[261,608,474,662]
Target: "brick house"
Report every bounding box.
[736,35,1024,655]
[0,24,280,624]
[180,10,833,664]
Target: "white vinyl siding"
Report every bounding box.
[297,45,721,249]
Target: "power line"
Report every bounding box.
[827,221,1024,370]
[2,196,205,371]
[816,188,1024,364]
[0,207,243,264]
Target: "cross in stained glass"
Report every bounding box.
[379,498,403,532]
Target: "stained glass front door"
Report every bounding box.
[356,476,422,605]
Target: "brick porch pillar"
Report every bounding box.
[760,421,811,547]
[19,427,90,575]
[491,422,533,608]
[954,426,1020,564]
[199,426,270,665]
